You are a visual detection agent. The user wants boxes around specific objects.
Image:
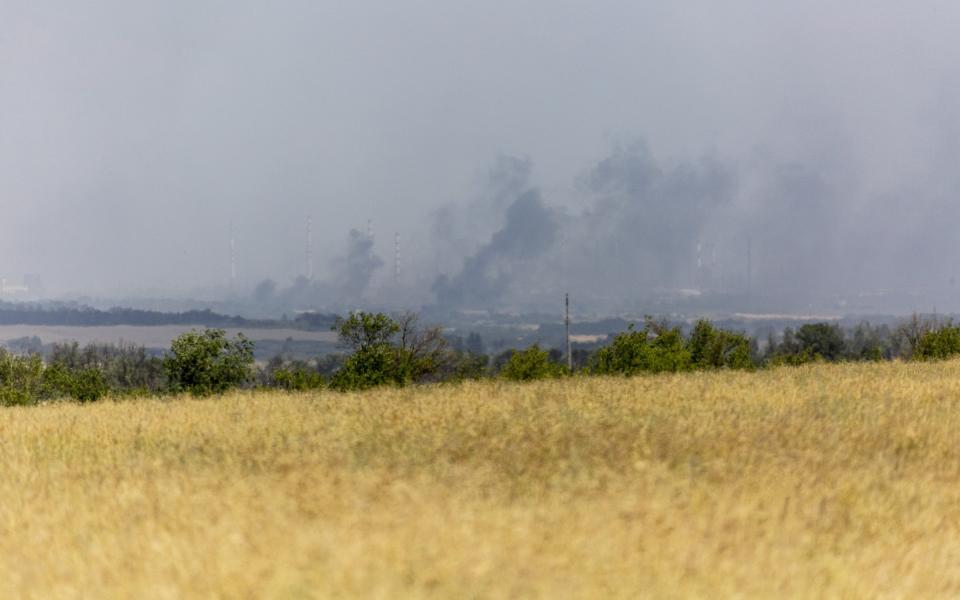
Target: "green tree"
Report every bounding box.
[591,325,648,375]
[329,311,451,391]
[163,329,255,396]
[914,324,960,360]
[499,345,565,381]
[795,323,846,361]
[591,319,692,375]
[688,320,753,370]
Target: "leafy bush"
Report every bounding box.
[0,350,109,405]
[795,323,847,361]
[50,341,165,394]
[330,343,397,391]
[914,325,960,361]
[163,329,255,396]
[688,320,753,370]
[43,363,109,403]
[767,350,820,367]
[590,326,649,375]
[271,366,325,391]
[0,352,46,406]
[499,345,565,381]
[591,320,692,375]
[329,311,452,391]
[444,351,490,381]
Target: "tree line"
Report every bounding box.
[0,301,337,330]
[0,311,957,405]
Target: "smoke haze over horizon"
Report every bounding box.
[5,2,960,312]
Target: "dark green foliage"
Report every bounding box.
[163,329,255,396]
[260,356,325,391]
[329,311,451,391]
[687,320,753,370]
[0,350,109,405]
[499,345,565,381]
[914,324,960,360]
[644,323,693,373]
[329,311,403,392]
[330,344,397,391]
[42,363,108,403]
[894,314,942,359]
[0,352,47,406]
[49,341,165,394]
[590,325,650,375]
[445,351,490,381]
[767,350,820,367]
[591,320,693,375]
[491,349,516,373]
[333,312,399,352]
[795,323,847,361]
[765,322,849,365]
[270,366,325,391]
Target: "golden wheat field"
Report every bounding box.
[3,361,960,598]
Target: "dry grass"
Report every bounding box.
[3,361,960,598]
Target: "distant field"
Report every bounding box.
[0,324,338,355]
[3,363,960,596]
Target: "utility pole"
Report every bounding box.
[565,293,572,371]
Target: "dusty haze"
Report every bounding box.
[3,2,960,312]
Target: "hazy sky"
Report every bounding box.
[3,1,960,301]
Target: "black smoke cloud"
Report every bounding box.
[430,138,939,313]
[250,228,384,311]
[332,229,384,300]
[432,167,558,308]
[570,140,737,295]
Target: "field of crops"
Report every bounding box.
[3,361,960,597]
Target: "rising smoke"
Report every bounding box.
[432,157,558,308]
[250,228,384,312]
[332,229,384,300]
[428,132,960,314]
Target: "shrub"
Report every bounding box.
[591,320,692,376]
[0,351,109,405]
[591,326,649,375]
[329,311,452,391]
[163,329,255,396]
[500,345,565,381]
[914,325,960,361]
[0,352,46,406]
[795,323,846,361]
[688,320,753,370]
[330,344,397,391]
[271,366,325,391]
[50,341,165,394]
[43,364,109,403]
[768,350,820,367]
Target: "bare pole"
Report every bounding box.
[565,292,572,371]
